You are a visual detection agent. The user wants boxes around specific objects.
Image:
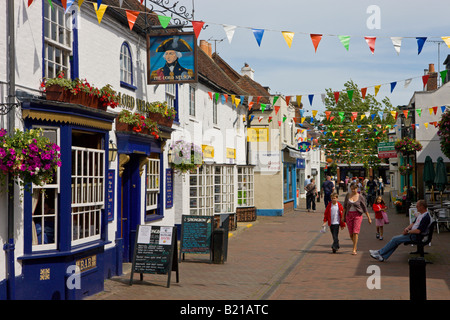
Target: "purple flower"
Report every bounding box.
[0,128,7,137]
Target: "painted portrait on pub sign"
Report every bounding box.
[147,32,197,85]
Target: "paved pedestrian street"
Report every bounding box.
[87,191,449,301]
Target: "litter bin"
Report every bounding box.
[213,228,225,264]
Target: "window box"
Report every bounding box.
[148,111,174,128]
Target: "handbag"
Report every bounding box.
[381,211,389,224]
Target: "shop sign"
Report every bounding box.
[166,168,173,209]
[76,255,97,273]
[247,128,269,142]
[296,158,305,169]
[226,148,236,159]
[202,145,214,158]
[378,142,396,158]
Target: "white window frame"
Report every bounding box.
[31,126,60,251]
[189,165,214,216]
[120,42,133,85]
[165,84,176,109]
[214,165,235,214]
[189,85,196,117]
[71,146,105,245]
[212,98,218,125]
[44,1,72,78]
[237,166,254,207]
[146,158,160,214]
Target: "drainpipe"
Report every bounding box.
[4,0,16,300]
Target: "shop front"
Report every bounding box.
[16,99,117,300]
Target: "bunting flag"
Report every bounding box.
[282,31,295,48]
[416,37,427,55]
[325,111,331,120]
[312,110,318,119]
[285,96,291,105]
[390,81,397,93]
[403,110,409,118]
[93,3,108,24]
[47,0,54,10]
[208,92,213,100]
[296,95,302,106]
[158,15,171,29]
[118,0,123,7]
[347,90,354,101]
[310,34,322,52]
[416,109,422,117]
[126,10,140,30]
[272,96,279,105]
[404,78,412,88]
[252,29,264,47]
[442,36,450,48]
[374,84,381,96]
[364,37,376,54]
[440,70,448,83]
[333,91,340,104]
[192,21,205,39]
[28,0,33,7]
[338,35,350,51]
[308,94,314,106]
[422,74,430,88]
[390,111,398,120]
[78,0,84,8]
[391,37,402,55]
[223,25,237,44]
[261,104,266,112]
[97,0,102,7]
[64,0,76,13]
[282,115,287,122]
[274,105,280,115]
[268,116,273,123]
[361,87,367,100]
[338,112,345,122]
[61,0,67,9]
[441,106,447,113]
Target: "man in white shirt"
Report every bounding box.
[370,200,432,261]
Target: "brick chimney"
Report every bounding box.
[427,63,438,91]
[241,63,255,80]
[199,40,212,57]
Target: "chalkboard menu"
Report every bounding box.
[129,225,179,288]
[180,215,213,261]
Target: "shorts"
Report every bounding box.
[376,218,385,227]
[346,211,363,235]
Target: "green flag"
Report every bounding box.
[261,104,266,112]
[272,96,279,105]
[347,90,354,101]
[214,92,219,102]
[282,115,287,122]
[338,112,345,122]
[440,70,448,84]
[416,109,422,117]
[338,35,350,51]
[158,15,171,28]
[47,0,54,10]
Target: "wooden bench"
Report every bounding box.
[404,221,437,263]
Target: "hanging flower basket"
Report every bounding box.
[437,110,450,159]
[394,137,422,154]
[169,140,203,174]
[0,128,62,191]
[399,164,413,175]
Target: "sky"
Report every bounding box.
[180,0,450,117]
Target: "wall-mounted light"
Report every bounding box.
[109,140,118,163]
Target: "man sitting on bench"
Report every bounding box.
[370,200,432,262]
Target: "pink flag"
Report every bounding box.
[364,37,376,54]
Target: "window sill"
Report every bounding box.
[18,239,111,261]
[120,81,137,91]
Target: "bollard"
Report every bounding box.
[409,257,427,301]
[213,228,225,264]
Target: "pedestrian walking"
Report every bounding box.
[366,176,378,207]
[322,193,346,253]
[305,178,317,212]
[342,182,372,255]
[370,200,432,262]
[373,196,388,240]
[322,176,335,208]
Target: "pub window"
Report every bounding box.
[120,42,133,87]
[212,98,218,125]
[189,85,195,117]
[214,165,234,214]
[43,0,72,78]
[32,127,60,251]
[237,166,254,207]
[145,157,160,219]
[189,165,213,216]
[165,84,176,109]
[71,131,104,245]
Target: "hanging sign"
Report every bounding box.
[298,142,311,152]
[147,32,198,85]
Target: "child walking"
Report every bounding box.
[322,193,346,253]
[373,196,387,240]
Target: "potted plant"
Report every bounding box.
[117,110,160,138]
[0,128,62,192]
[169,140,203,174]
[147,101,176,127]
[394,137,423,154]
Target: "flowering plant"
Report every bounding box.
[394,137,422,154]
[437,110,450,159]
[98,84,120,109]
[169,140,203,173]
[399,164,413,175]
[117,110,160,138]
[0,128,62,191]
[147,101,177,119]
[394,200,403,207]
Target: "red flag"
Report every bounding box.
[125,10,139,30]
[310,34,322,52]
[325,111,331,120]
[365,37,376,54]
[433,106,438,115]
[274,105,280,115]
[286,96,291,105]
[403,110,409,118]
[223,94,228,102]
[248,102,253,111]
[330,116,335,122]
[61,0,67,9]
[361,87,367,100]
[28,0,33,7]
[278,121,282,127]
[192,21,205,39]
[257,96,261,104]
[422,74,430,88]
[333,91,340,104]
[208,92,213,100]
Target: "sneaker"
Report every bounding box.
[379,236,383,240]
[369,250,384,262]
[376,233,380,239]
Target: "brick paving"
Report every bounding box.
[87,188,450,300]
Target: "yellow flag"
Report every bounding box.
[312,110,318,118]
[93,3,108,24]
[78,0,84,8]
[282,31,295,48]
[361,114,366,120]
[231,95,235,106]
[390,111,397,119]
[301,117,305,124]
[374,85,381,96]
[442,36,450,48]
[429,107,433,115]
[424,122,428,129]
[296,95,302,106]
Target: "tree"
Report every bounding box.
[318,80,395,168]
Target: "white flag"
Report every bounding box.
[404,78,412,88]
[391,37,402,55]
[223,25,237,44]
